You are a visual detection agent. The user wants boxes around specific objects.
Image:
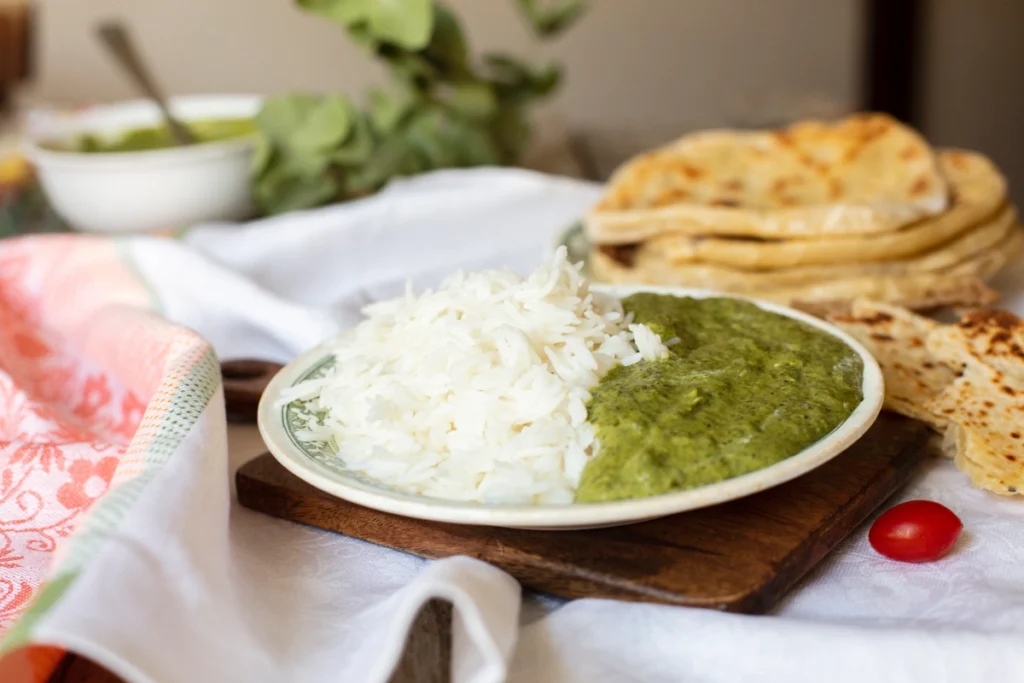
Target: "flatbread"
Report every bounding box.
[586,113,949,244]
[615,207,1016,290]
[778,228,1023,309]
[828,300,957,430]
[593,248,1000,312]
[642,150,1007,268]
[925,310,1024,495]
[590,226,1023,312]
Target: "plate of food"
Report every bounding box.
[258,248,883,529]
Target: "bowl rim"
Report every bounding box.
[257,284,886,530]
[24,93,263,168]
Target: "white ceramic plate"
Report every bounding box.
[257,285,884,530]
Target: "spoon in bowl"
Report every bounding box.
[95,20,195,146]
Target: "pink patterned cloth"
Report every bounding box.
[0,234,191,678]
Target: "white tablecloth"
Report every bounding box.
[32,169,1024,682]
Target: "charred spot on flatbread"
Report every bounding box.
[924,309,1024,495]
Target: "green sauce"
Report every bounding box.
[574,294,863,503]
[46,117,256,153]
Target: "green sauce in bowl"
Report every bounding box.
[45,117,257,153]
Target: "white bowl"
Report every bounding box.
[25,94,263,234]
[257,285,885,530]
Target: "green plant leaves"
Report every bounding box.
[451,123,503,166]
[444,82,497,119]
[345,21,379,50]
[405,109,457,167]
[254,93,359,213]
[255,165,339,215]
[515,0,588,38]
[386,50,441,85]
[490,105,532,163]
[256,94,354,151]
[406,107,501,167]
[291,95,354,151]
[485,54,561,100]
[368,86,416,133]
[425,5,469,75]
[252,0,582,214]
[344,136,414,195]
[331,113,375,165]
[250,134,274,176]
[298,0,588,45]
[297,0,371,26]
[256,95,319,144]
[298,0,435,50]
[367,0,433,49]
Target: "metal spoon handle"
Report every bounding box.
[95,21,195,146]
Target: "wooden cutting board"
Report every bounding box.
[228,355,930,614]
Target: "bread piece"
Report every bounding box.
[926,310,1024,495]
[644,150,1007,268]
[829,300,957,430]
[587,113,949,243]
[620,207,1017,290]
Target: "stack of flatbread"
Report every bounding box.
[586,113,1022,314]
[830,300,1024,497]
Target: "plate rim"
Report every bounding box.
[257,284,885,530]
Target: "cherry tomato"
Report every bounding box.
[868,500,963,563]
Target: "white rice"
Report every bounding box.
[277,247,669,504]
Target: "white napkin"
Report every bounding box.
[31,169,1024,682]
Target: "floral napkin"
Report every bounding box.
[0,234,218,680]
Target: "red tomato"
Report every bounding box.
[869,500,963,563]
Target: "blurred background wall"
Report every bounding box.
[920,0,1024,202]
[14,0,1024,191]
[22,0,862,175]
